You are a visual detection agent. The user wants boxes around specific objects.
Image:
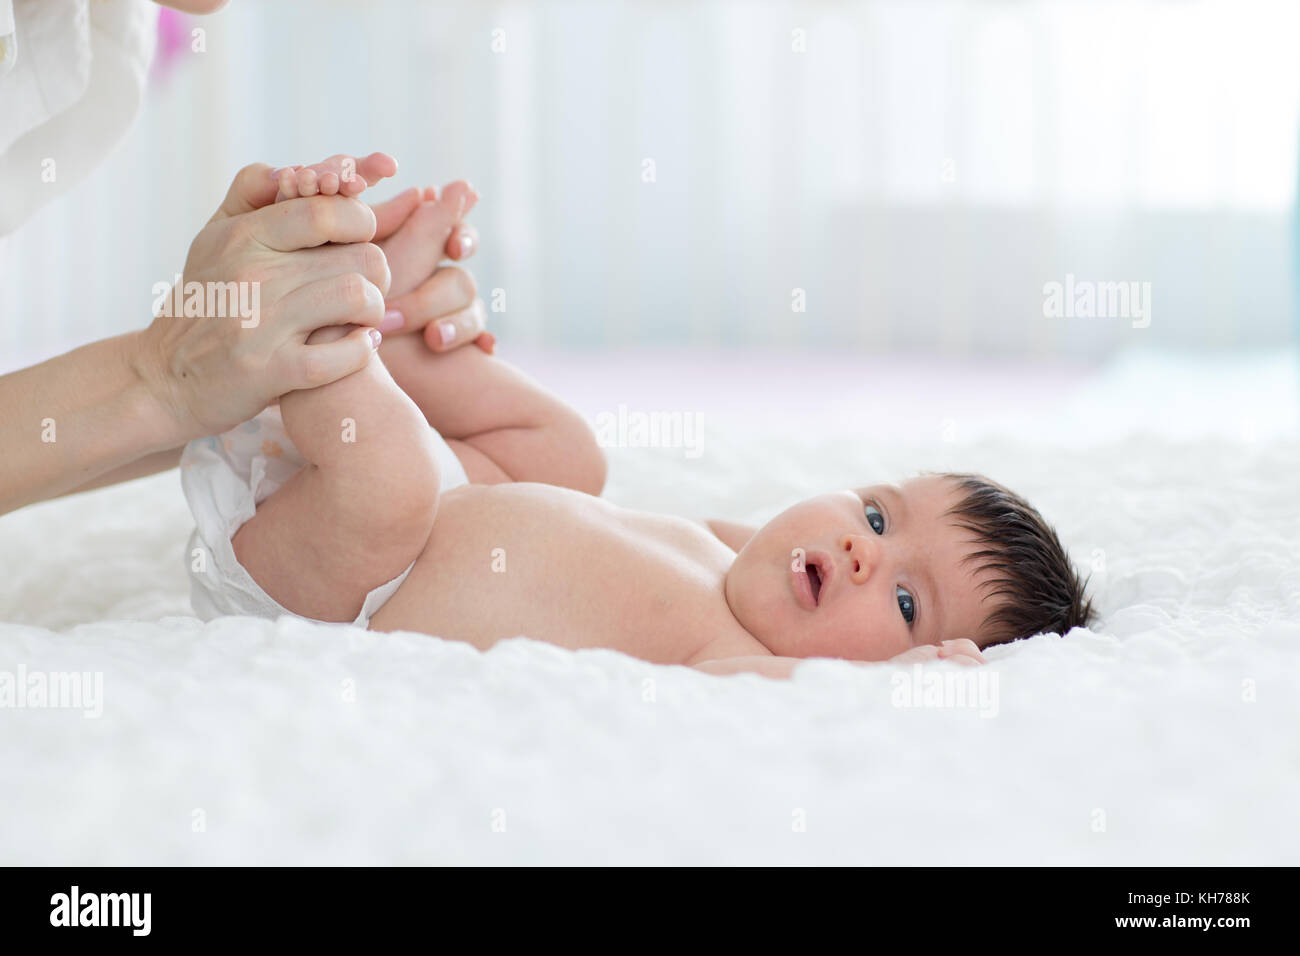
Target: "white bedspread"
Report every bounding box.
[2,350,1298,865]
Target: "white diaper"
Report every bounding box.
[180,406,468,625]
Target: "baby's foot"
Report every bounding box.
[273,152,398,202]
[381,180,478,299]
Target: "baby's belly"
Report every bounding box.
[367,483,737,664]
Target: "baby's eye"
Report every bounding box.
[864,503,885,535]
[896,586,915,625]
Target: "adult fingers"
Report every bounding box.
[272,272,388,335]
[247,194,378,251]
[384,265,477,334]
[447,221,478,260]
[270,241,391,298]
[211,162,281,222]
[283,325,384,391]
[422,297,486,352]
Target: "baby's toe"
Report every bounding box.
[296,167,320,196]
[275,166,301,200]
[439,180,477,218]
[409,183,473,241]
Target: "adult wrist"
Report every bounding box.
[117,329,197,451]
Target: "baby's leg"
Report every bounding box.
[232,327,443,622]
[383,180,477,298]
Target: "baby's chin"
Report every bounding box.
[722,569,782,648]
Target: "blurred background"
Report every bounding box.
[3,0,1299,441]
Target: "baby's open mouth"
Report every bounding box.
[793,549,832,611]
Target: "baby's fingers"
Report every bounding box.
[938,639,987,665]
[888,645,943,665]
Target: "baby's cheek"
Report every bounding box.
[813,612,863,660]
[844,607,908,661]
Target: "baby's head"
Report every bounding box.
[724,472,1093,661]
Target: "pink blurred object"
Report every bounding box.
[150,9,189,85]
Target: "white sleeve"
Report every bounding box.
[0,0,156,236]
[0,1,18,78]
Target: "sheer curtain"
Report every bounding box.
[4,0,1297,368]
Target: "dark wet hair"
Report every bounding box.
[936,472,1094,648]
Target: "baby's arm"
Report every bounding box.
[232,326,442,623]
[692,656,805,678]
[701,520,756,552]
[379,333,607,495]
[692,641,986,679]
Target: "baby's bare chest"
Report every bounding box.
[369,484,756,663]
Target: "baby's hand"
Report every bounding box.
[887,639,986,667]
[272,152,398,202]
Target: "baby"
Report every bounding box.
[182,156,1094,677]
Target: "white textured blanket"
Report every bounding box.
[2,350,1297,864]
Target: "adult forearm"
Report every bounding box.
[0,331,183,514]
[62,446,185,497]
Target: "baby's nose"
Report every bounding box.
[838,533,878,583]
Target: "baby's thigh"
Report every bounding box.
[234,349,444,623]
[231,459,436,623]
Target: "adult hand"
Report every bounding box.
[134,160,397,439]
[370,185,491,354]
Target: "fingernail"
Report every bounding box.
[378,309,405,333]
[270,166,289,181]
[458,233,474,257]
[368,329,383,349]
[438,321,456,346]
